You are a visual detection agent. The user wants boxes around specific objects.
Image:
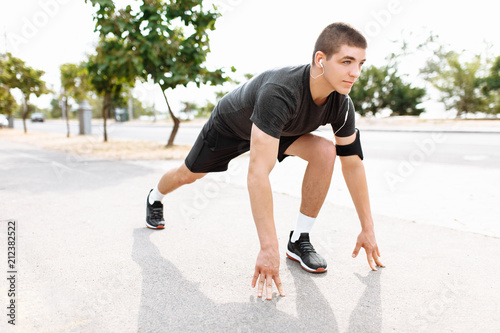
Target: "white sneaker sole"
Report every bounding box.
[286,249,327,273]
[145,220,165,229]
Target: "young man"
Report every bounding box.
[146,22,384,300]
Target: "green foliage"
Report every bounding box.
[350,64,425,116]
[179,101,197,120]
[50,98,62,118]
[131,96,148,118]
[0,53,50,132]
[60,62,92,137]
[87,95,104,119]
[0,85,17,116]
[421,45,490,116]
[382,70,426,116]
[215,90,228,102]
[87,0,233,146]
[180,100,214,118]
[60,62,91,104]
[132,0,228,89]
[482,56,500,114]
[485,56,500,91]
[243,73,255,81]
[87,38,138,100]
[135,0,232,145]
[86,0,143,141]
[350,65,386,116]
[185,73,254,119]
[0,53,50,100]
[194,101,215,118]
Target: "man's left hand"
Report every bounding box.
[352,229,385,270]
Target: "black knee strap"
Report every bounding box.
[336,129,363,160]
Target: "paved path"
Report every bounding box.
[0,139,499,332]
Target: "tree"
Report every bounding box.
[381,69,426,116]
[349,63,425,117]
[0,85,17,121]
[349,65,387,116]
[50,98,62,119]
[0,53,50,133]
[421,46,489,117]
[85,0,144,142]
[484,56,500,91]
[85,0,150,141]
[482,55,500,114]
[135,0,234,146]
[87,36,139,142]
[87,0,234,147]
[60,62,91,137]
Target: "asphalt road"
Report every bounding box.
[0,139,499,332]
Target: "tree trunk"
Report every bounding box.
[64,97,70,138]
[161,86,180,148]
[102,94,111,142]
[22,97,28,134]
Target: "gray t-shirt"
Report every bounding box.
[211,64,355,140]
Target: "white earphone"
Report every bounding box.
[310,59,325,79]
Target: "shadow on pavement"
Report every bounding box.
[132,228,381,332]
[285,259,339,332]
[346,271,382,333]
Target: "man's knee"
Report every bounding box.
[177,164,206,185]
[285,134,336,166]
[312,138,337,166]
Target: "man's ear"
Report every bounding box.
[314,51,326,67]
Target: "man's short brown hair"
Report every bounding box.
[312,23,367,63]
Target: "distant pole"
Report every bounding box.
[78,100,93,135]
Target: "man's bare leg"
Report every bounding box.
[157,162,207,195]
[284,134,336,218]
[283,133,336,272]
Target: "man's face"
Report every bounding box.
[323,45,366,94]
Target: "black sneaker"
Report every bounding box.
[146,189,165,230]
[286,231,327,273]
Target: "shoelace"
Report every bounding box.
[296,239,316,253]
[150,204,163,220]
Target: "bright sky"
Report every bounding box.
[1,0,499,116]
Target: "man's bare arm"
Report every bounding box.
[248,124,285,299]
[336,133,385,270]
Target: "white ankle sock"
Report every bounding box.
[148,185,165,205]
[291,212,316,242]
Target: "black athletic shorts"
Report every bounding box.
[185,121,302,173]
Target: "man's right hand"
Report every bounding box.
[247,124,285,300]
[251,247,285,300]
